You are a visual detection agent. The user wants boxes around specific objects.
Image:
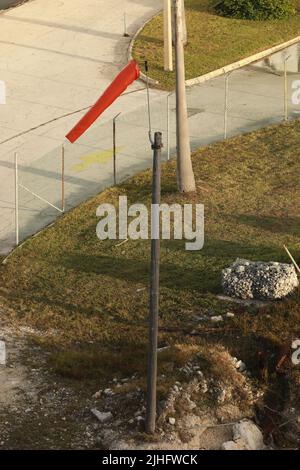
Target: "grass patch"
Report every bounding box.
[49,343,198,382]
[133,0,300,90]
[0,120,299,395]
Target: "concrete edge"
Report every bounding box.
[128,9,300,89]
[0,0,31,15]
[1,218,60,265]
[127,10,161,87]
[186,35,300,87]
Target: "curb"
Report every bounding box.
[127,10,161,87]
[185,35,300,87]
[0,0,29,15]
[128,10,300,90]
[1,217,61,265]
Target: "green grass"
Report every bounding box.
[133,0,300,90]
[0,120,299,399]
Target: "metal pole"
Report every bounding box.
[164,0,173,72]
[113,113,121,185]
[113,119,116,185]
[146,131,162,434]
[14,152,19,246]
[224,73,230,139]
[61,144,65,212]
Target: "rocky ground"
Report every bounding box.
[1,317,300,450]
[0,322,105,449]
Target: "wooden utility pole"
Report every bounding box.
[172,0,187,47]
[173,0,196,193]
[181,0,188,46]
[145,131,162,434]
[164,0,173,71]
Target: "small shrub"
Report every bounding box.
[215,0,296,20]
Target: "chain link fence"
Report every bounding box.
[1,41,300,256]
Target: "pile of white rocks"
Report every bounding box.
[222,420,265,450]
[222,259,299,300]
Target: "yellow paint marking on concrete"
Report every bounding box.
[72,147,123,173]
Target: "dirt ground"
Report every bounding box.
[0,317,260,450]
[0,320,109,449]
[1,317,300,450]
[0,318,246,450]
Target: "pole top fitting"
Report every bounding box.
[151,132,163,150]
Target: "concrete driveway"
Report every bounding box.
[0,0,163,253]
[0,1,299,255]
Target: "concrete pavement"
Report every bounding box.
[0,2,299,255]
[0,0,163,253]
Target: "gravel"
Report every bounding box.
[222,259,299,300]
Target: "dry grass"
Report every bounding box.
[133,0,300,90]
[0,120,299,397]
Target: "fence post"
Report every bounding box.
[61,144,65,212]
[224,73,230,139]
[284,56,290,121]
[113,113,121,185]
[164,0,173,72]
[123,12,129,37]
[14,152,19,246]
[167,93,171,160]
[145,131,162,434]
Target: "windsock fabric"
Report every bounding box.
[66,60,140,143]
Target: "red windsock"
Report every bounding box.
[66,60,140,143]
